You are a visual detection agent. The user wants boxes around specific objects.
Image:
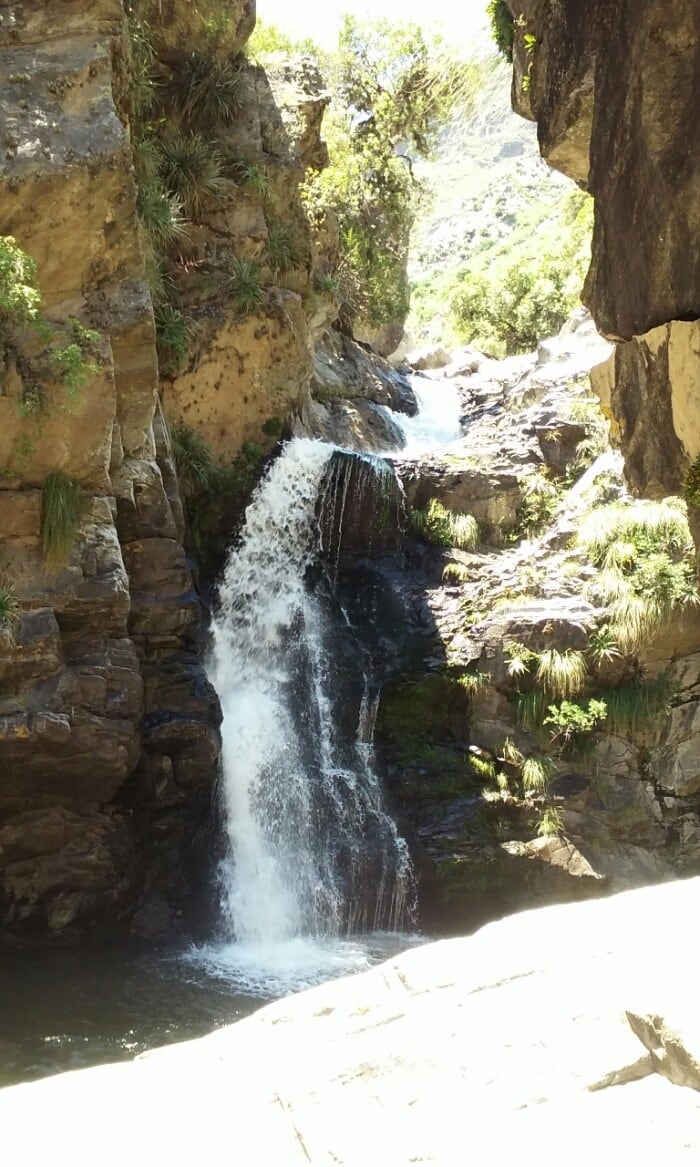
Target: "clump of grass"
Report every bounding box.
[225,257,265,315]
[171,424,215,493]
[227,157,270,197]
[521,755,554,794]
[267,223,305,273]
[137,181,191,249]
[155,303,197,376]
[409,498,479,550]
[41,471,81,571]
[0,579,21,633]
[601,673,675,739]
[158,132,229,218]
[161,52,245,127]
[536,648,587,699]
[580,497,698,654]
[536,807,563,837]
[442,561,470,583]
[514,469,560,538]
[456,672,488,697]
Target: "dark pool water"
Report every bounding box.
[0,932,422,1087]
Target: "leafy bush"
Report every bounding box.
[0,236,41,327]
[450,189,593,356]
[543,698,608,755]
[487,0,515,62]
[41,471,81,571]
[409,498,479,550]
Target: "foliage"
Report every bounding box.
[442,561,470,583]
[155,303,196,376]
[137,180,191,249]
[487,0,515,62]
[0,236,41,327]
[171,424,215,492]
[579,497,698,654]
[267,223,305,274]
[521,754,554,794]
[172,425,262,570]
[601,673,675,739]
[504,641,538,679]
[513,468,560,537]
[225,257,265,315]
[449,189,593,356]
[456,672,488,697]
[408,498,479,550]
[228,157,270,197]
[536,807,563,837]
[543,698,608,755]
[50,320,101,395]
[536,648,587,699]
[247,20,317,61]
[0,580,21,633]
[161,52,244,128]
[41,471,81,571]
[158,132,229,218]
[303,17,481,330]
[683,455,700,509]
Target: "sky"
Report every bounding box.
[257,0,490,50]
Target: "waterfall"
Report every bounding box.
[201,438,414,991]
[384,373,463,454]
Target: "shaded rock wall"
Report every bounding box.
[509,0,700,500]
[0,1,220,940]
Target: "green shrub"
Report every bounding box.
[521,754,553,794]
[0,236,42,328]
[41,471,81,571]
[543,698,607,756]
[225,257,265,315]
[683,455,700,509]
[514,469,560,537]
[408,498,479,550]
[487,0,515,61]
[536,807,563,837]
[171,424,214,493]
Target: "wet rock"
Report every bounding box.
[406,345,452,371]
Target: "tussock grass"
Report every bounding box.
[578,498,691,565]
[521,755,554,794]
[162,52,245,127]
[41,471,81,571]
[602,673,675,739]
[0,580,21,633]
[171,425,214,494]
[409,498,479,550]
[225,257,265,315]
[536,648,587,699]
[159,132,229,217]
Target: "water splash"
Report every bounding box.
[206,437,414,988]
[384,373,462,455]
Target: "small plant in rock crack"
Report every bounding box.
[161,51,245,128]
[225,257,265,315]
[158,132,230,218]
[266,223,306,274]
[542,698,607,758]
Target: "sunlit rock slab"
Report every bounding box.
[3,878,700,1165]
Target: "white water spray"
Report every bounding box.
[203,438,414,990]
[388,373,463,455]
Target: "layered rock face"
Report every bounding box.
[0,2,222,939]
[509,0,700,500]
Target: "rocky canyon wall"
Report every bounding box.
[508,0,700,500]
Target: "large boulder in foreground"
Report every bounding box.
[3,878,700,1164]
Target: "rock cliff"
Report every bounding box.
[507,0,700,501]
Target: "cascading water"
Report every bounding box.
[384,373,463,454]
[194,438,414,993]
